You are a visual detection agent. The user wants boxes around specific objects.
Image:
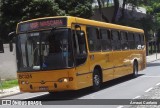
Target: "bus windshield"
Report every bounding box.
[16,28,74,72]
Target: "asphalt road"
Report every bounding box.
[2,60,160,108]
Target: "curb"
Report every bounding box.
[147,59,160,64]
[0,92,22,98]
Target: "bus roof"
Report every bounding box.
[18,16,144,33]
[74,17,144,33]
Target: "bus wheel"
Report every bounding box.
[92,69,101,91]
[133,62,138,77]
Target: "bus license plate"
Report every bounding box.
[39,86,48,91]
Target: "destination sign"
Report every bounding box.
[18,18,67,32]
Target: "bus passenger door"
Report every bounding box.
[72,25,92,89]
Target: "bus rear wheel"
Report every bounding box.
[133,62,138,77]
[92,69,101,91]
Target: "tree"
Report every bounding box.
[111,0,119,23]
[144,0,160,52]
[119,0,127,21]
[0,0,32,42]
[54,0,93,19]
[96,0,120,23]
[96,0,109,22]
[0,0,64,42]
[119,0,148,21]
[23,0,65,20]
[0,0,94,42]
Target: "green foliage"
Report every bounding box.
[143,0,160,43]
[1,79,18,89]
[55,0,93,18]
[22,0,65,20]
[144,0,160,33]
[0,0,32,42]
[117,0,157,42]
[0,0,93,42]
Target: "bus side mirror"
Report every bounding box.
[74,24,85,44]
[0,40,4,53]
[8,31,16,52]
[77,31,85,44]
[75,24,81,31]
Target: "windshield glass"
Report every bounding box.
[16,28,74,72]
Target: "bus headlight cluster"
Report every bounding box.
[58,77,73,82]
[20,81,29,84]
[64,78,68,82]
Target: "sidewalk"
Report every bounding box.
[146,53,160,63]
[0,53,160,98]
[0,86,20,98]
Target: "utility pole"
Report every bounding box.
[154,34,158,59]
[154,14,158,59]
[156,35,157,59]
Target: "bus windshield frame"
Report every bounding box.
[16,28,75,72]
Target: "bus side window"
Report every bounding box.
[128,32,135,49]
[135,33,141,49]
[76,31,87,54]
[111,30,121,50]
[121,31,128,50]
[100,29,111,51]
[140,34,145,49]
[86,27,101,52]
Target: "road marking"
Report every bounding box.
[156,83,160,86]
[141,76,160,78]
[145,87,153,92]
[117,105,124,108]
[133,96,141,99]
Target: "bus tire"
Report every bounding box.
[92,68,101,91]
[133,61,138,77]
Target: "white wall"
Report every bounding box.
[0,44,17,80]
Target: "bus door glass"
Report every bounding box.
[73,30,87,66]
[72,25,91,88]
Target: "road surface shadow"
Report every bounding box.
[147,63,160,67]
[24,74,144,101]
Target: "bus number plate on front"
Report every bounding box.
[39,86,48,91]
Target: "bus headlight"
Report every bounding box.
[21,81,25,84]
[64,78,68,82]
[58,77,73,82]
[21,81,29,84]
[26,81,29,84]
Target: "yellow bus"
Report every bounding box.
[10,16,146,93]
